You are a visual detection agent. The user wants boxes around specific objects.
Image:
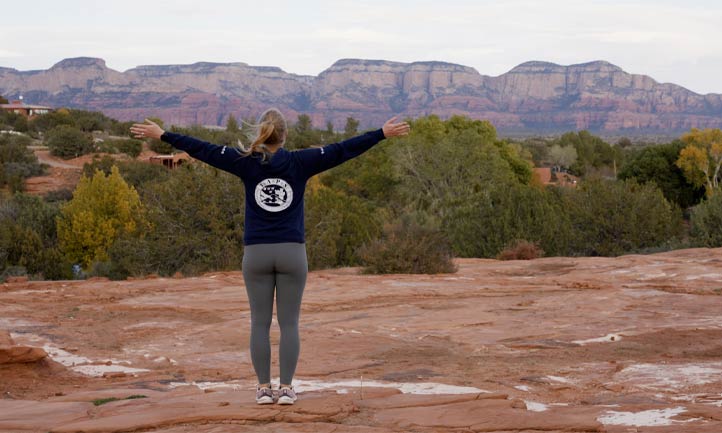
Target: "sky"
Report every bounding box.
[2,0,722,94]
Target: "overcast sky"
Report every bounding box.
[2,0,721,94]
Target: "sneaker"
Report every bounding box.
[255,385,274,405]
[277,386,297,405]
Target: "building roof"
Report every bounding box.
[1,102,52,109]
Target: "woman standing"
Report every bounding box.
[130,110,410,405]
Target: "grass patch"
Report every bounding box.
[92,394,147,406]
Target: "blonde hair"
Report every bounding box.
[238,108,287,162]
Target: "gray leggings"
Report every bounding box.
[242,242,307,385]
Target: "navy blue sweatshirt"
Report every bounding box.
[160,129,387,245]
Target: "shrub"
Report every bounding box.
[115,160,169,191]
[0,193,73,280]
[88,260,129,281]
[29,109,74,133]
[44,188,74,202]
[114,138,143,158]
[45,125,95,159]
[689,192,722,247]
[96,138,143,158]
[304,178,382,269]
[358,221,456,274]
[82,155,117,178]
[108,163,244,277]
[0,134,46,191]
[148,138,173,154]
[56,166,149,268]
[109,120,135,137]
[564,179,683,256]
[497,240,544,260]
[445,183,572,258]
[82,156,169,191]
[619,140,705,209]
[67,109,112,132]
[0,266,27,283]
[95,140,119,154]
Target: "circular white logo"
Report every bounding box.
[254,178,293,212]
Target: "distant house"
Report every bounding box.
[149,153,190,169]
[533,167,579,187]
[0,99,52,118]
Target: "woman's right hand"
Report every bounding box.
[382,117,411,138]
[130,119,165,140]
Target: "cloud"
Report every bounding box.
[0,49,21,58]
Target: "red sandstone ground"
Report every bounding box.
[2,249,722,432]
[24,144,164,196]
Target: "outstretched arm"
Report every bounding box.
[297,117,410,178]
[131,119,243,175]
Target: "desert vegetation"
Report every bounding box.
[1,102,721,280]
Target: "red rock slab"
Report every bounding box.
[50,389,361,433]
[374,398,603,431]
[150,422,395,432]
[355,391,507,409]
[604,423,722,433]
[0,400,92,431]
[47,388,168,403]
[52,406,279,433]
[0,330,13,346]
[0,345,47,364]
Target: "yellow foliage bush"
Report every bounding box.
[56,165,149,268]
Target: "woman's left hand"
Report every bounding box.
[130,119,165,140]
[382,117,411,138]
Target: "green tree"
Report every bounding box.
[320,136,398,205]
[28,108,74,133]
[564,179,683,256]
[549,144,578,169]
[446,183,572,258]
[689,192,722,247]
[56,166,148,268]
[287,114,322,149]
[82,155,170,191]
[67,109,112,132]
[226,114,240,133]
[619,140,705,209]
[108,163,245,277]
[45,125,95,159]
[391,115,525,221]
[343,117,360,138]
[0,193,72,280]
[0,134,46,192]
[304,177,381,269]
[12,114,28,132]
[296,114,312,133]
[556,131,618,176]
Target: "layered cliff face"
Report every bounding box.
[311,59,491,127]
[2,56,721,133]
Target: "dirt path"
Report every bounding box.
[32,149,84,169]
[1,249,722,432]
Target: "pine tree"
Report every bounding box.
[227,114,240,133]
